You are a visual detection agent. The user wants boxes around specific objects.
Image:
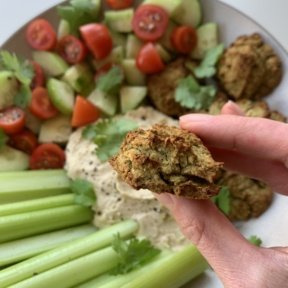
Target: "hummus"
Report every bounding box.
[65,107,190,250]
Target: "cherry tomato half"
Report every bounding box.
[132,5,169,42]
[171,26,198,54]
[30,61,45,89]
[58,35,87,64]
[30,143,66,170]
[80,24,113,60]
[9,129,38,155]
[106,0,133,10]
[26,19,56,51]
[0,107,25,135]
[136,42,165,74]
[29,87,58,120]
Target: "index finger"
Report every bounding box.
[179,114,288,166]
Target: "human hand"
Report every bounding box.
[156,101,288,287]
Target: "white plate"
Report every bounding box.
[1,1,288,287]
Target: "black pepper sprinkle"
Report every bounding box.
[89,161,93,166]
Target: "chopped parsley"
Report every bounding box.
[111,234,161,275]
[212,186,231,215]
[82,118,138,162]
[71,179,96,207]
[0,129,8,150]
[248,235,263,247]
[175,75,216,111]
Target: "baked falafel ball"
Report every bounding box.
[269,111,287,123]
[217,33,282,100]
[110,125,223,199]
[147,58,191,117]
[218,171,273,221]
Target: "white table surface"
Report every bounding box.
[0,0,288,50]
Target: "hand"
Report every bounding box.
[156,101,288,288]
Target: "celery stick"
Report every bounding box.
[0,220,138,287]
[122,245,208,288]
[0,170,71,204]
[0,205,93,243]
[0,194,75,216]
[11,246,119,288]
[0,225,97,267]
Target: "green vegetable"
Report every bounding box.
[111,234,161,275]
[0,205,93,243]
[0,129,8,149]
[0,170,71,204]
[175,75,216,110]
[0,225,96,267]
[83,118,138,162]
[57,0,101,36]
[193,44,225,78]
[0,51,34,108]
[0,220,138,287]
[70,179,96,207]
[96,66,124,95]
[212,186,231,215]
[248,235,263,247]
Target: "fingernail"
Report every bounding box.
[221,101,245,116]
[179,114,214,123]
[155,193,175,209]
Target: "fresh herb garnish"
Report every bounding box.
[57,0,100,36]
[212,186,231,215]
[175,75,216,110]
[0,50,34,108]
[71,179,96,207]
[96,66,124,95]
[83,118,138,162]
[193,44,225,79]
[248,235,263,247]
[111,234,161,275]
[0,129,8,150]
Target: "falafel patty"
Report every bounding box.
[110,124,223,199]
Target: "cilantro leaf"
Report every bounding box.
[194,44,225,79]
[71,179,96,207]
[96,66,124,95]
[248,235,263,247]
[212,186,231,215]
[175,75,216,110]
[111,234,161,275]
[83,118,138,162]
[0,129,8,150]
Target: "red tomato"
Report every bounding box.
[9,129,38,155]
[80,24,113,60]
[132,5,169,42]
[30,143,66,170]
[58,35,87,64]
[30,61,45,89]
[0,107,25,135]
[106,0,133,10]
[26,19,56,51]
[29,87,58,120]
[72,96,101,128]
[136,42,165,74]
[171,26,198,54]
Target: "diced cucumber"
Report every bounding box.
[93,46,124,70]
[39,116,72,144]
[126,34,143,59]
[159,21,177,52]
[191,23,219,60]
[88,89,118,116]
[155,44,173,63]
[121,59,146,86]
[0,71,19,110]
[62,64,95,97]
[0,146,29,172]
[111,31,127,47]
[71,0,101,18]
[24,110,43,134]
[57,19,70,39]
[120,86,147,113]
[33,52,69,77]
[47,79,75,116]
[142,0,182,15]
[172,0,202,28]
[105,9,134,33]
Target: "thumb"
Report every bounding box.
[156,193,265,286]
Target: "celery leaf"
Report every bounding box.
[71,179,96,207]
